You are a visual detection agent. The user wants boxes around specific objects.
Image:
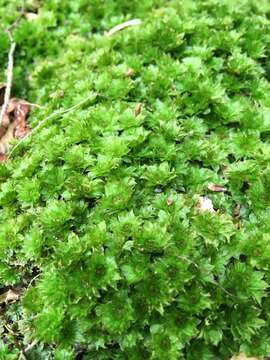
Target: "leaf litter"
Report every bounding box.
[0,288,20,304]
[0,88,30,161]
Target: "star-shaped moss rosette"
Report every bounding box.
[0,1,270,359]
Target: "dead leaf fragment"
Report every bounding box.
[231,353,259,360]
[6,98,17,113]
[1,113,10,128]
[0,289,20,304]
[207,183,227,192]
[197,196,215,213]
[14,101,31,138]
[0,154,8,162]
[166,198,174,206]
[135,103,142,116]
[0,99,31,157]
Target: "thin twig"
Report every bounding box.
[27,273,41,289]
[25,101,45,109]
[0,2,25,126]
[0,42,16,126]
[0,0,27,128]
[12,99,46,109]
[0,1,25,37]
[213,280,236,298]
[23,340,38,353]
[7,2,25,36]
[106,19,142,36]
[18,352,27,360]
[8,92,98,157]
[19,340,38,359]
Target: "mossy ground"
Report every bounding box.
[1,0,270,359]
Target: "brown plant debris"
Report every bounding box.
[166,198,174,206]
[135,103,142,116]
[207,183,227,192]
[0,24,31,161]
[0,289,20,304]
[0,98,30,159]
[0,41,16,127]
[106,19,142,36]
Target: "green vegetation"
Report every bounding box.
[1,0,270,358]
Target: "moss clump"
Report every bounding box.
[1,0,270,358]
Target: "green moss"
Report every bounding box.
[1,0,270,358]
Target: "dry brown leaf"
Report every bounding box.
[208,183,227,192]
[0,154,8,162]
[0,289,20,304]
[135,103,142,116]
[1,113,10,128]
[0,99,30,157]
[0,121,16,155]
[231,353,259,360]
[14,101,30,138]
[6,98,17,113]
[197,196,215,213]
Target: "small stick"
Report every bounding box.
[106,19,142,37]
[25,102,45,109]
[26,273,41,289]
[0,0,26,125]
[0,42,16,126]
[19,340,38,358]
[23,340,38,353]
[11,99,45,109]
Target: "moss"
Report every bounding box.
[1,0,270,358]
